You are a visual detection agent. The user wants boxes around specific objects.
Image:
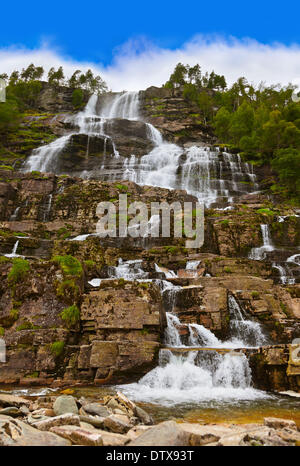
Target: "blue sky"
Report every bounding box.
[2,1,300,90]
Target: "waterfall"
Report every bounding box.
[43,194,53,222]
[249,224,274,260]
[9,207,20,221]
[108,258,149,280]
[272,263,295,285]
[4,240,23,258]
[227,295,267,347]
[22,91,258,206]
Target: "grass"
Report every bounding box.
[8,258,30,286]
[50,341,65,357]
[53,255,83,277]
[60,304,80,326]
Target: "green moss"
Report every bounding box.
[60,304,80,326]
[84,260,96,269]
[257,208,276,216]
[53,255,83,277]
[56,279,80,302]
[224,267,232,273]
[8,258,30,286]
[115,183,128,192]
[16,321,40,331]
[0,256,10,264]
[251,291,260,299]
[50,340,65,357]
[25,371,39,378]
[0,327,4,336]
[9,308,19,321]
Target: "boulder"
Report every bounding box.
[0,415,71,446]
[82,402,111,417]
[263,417,297,430]
[103,414,131,434]
[129,421,190,446]
[53,395,78,416]
[50,425,103,446]
[31,413,80,431]
[0,394,30,408]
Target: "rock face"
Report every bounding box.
[0,173,299,388]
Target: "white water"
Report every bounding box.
[249,224,275,260]
[23,91,258,206]
[272,263,295,285]
[4,240,23,258]
[110,259,269,405]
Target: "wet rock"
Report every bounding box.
[50,425,103,446]
[53,395,79,416]
[135,406,154,425]
[129,421,190,446]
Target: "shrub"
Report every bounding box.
[53,255,83,277]
[72,89,84,108]
[50,341,65,357]
[60,304,80,326]
[8,258,30,286]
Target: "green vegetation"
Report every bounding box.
[60,304,80,327]
[0,327,4,336]
[7,258,30,286]
[50,341,65,357]
[53,255,83,277]
[165,63,300,202]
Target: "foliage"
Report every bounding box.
[53,255,83,277]
[60,304,80,326]
[8,258,30,286]
[50,341,65,357]
[72,88,84,108]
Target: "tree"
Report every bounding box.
[21,64,44,82]
[48,66,65,86]
[165,63,188,88]
[272,148,300,196]
[213,107,232,142]
[72,88,84,108]
[0,99,20,133]
[229,101,255,144]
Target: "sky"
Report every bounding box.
[1,1,300,90]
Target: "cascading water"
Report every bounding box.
[249,224,274,260]
[97,258,271,405]
[22,91,258,206]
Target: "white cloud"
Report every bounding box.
[1,36,300,91]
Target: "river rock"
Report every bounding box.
[0,407,21,417]
[82,402,111,417]
[129,421,190,446]
[263,417,298,430]
[0,415,71,446]
[53,395,78,416]
[135,406,154,425]
[50,425,103,446]
[103,414,131,434]
[32,413,80,431]
[0,394,30,408]
[79,414,105,428]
